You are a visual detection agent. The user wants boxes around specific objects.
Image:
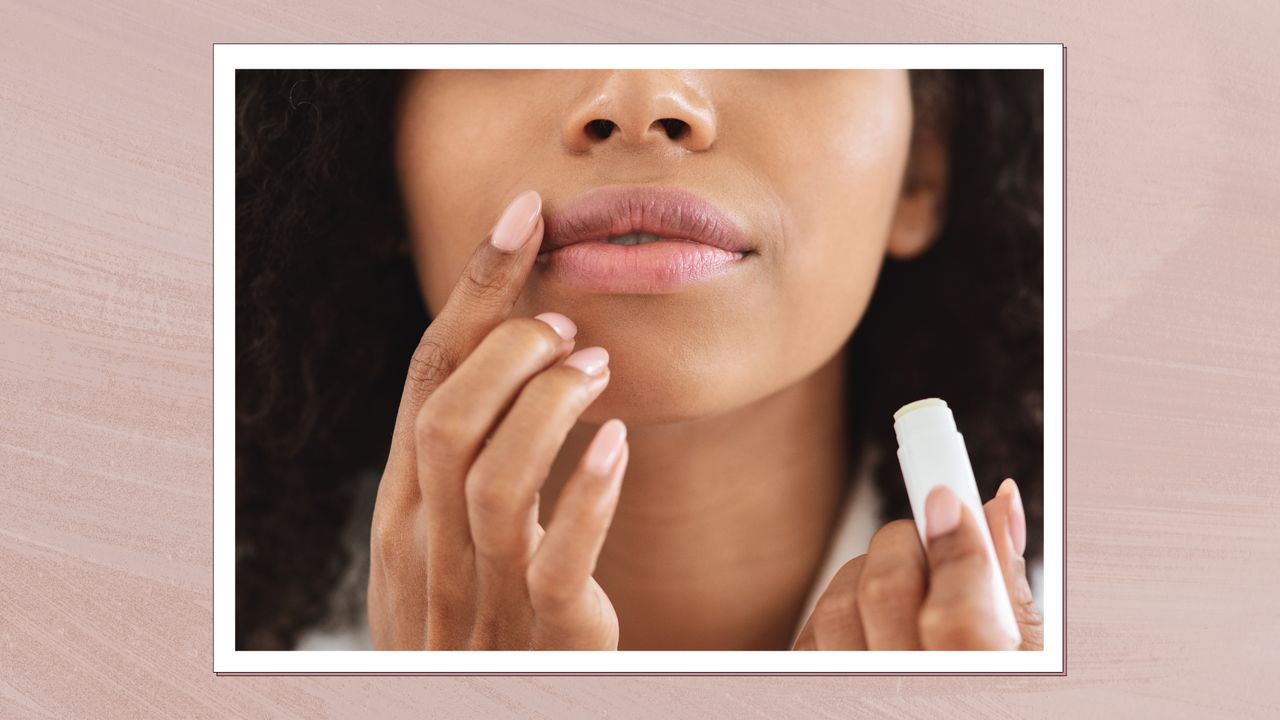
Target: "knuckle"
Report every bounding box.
[859,565,921,607]
[919,599,987,648]
[370,513,417,576]
[407,332,458,390]
[1015,595,1044,627]
[526,562,574,611]
[524,367,592,412]
[465,470,514,518]
[414,404,467,449]
[459,255,515,304]
[815,590,858,625]
[1005,557,1039,602]
[917,605,951,643]
[369,515,398,555]
[493,317,562,357]
[1018,610,1046,650]
[1007,553,1027,574]
[415,384,491,450]
[918,605,969,647]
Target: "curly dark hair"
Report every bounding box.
[235,69,1044,650]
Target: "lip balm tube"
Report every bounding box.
[893,397,1021,648]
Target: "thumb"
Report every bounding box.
[918,485,1017,649]
[922,484,988,572]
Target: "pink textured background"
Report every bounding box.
[2,2,1277,716]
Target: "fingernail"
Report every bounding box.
[584,418,627,475]
[564,346,609,377]
[490,190,541,251]
[534,312,576,340]
[997,477,1016,499]
[1000,478,1027,556]
[925,485,961,539]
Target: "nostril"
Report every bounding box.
[657,118,689,140]
[584,119,616,140]
[582,118,692,142]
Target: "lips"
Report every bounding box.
[541,185,753,254]
[536,185,753,293]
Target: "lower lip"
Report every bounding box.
[536,240,747,293]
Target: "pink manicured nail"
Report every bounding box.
[490,190,541,251]
[584,418,627,475]
[925,485,961,539]
[999,478,1027,556]
[534,312,576,340]
[564,347,609,376]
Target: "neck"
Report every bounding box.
[542,349,851,650]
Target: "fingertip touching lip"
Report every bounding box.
[540,185,754,255]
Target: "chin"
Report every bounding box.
[519,285,780,426]
[576,353,766,428]
[579,382,709,427]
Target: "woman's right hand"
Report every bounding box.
[367,190,630,650]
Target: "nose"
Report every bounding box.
[561,71,717,154]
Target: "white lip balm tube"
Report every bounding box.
[893,397,1021,648]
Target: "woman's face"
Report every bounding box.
[394,70,918,424]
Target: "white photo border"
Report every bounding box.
[214,43,1065,674]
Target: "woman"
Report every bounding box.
[236,68,1045,651]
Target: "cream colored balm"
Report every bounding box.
[893,397,1021,648]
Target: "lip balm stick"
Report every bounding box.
[893,397,1021,648]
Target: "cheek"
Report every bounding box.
[416,239,468,317]
[397,74,542,316]
[764,76,913,365]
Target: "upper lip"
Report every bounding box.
[541,185,752,254]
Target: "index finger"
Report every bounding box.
[857,519,927,649]
[793,555,868,650]
[391,189,545,451]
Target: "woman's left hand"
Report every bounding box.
[793,478,1044,650]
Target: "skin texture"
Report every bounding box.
[394,70,918,424]
[366,70,1044,650]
